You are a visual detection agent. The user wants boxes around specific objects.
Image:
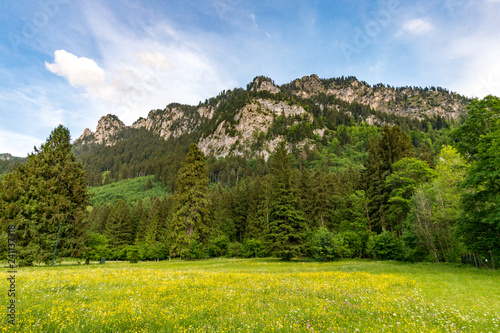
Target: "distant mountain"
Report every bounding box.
[0,153,26,177]
[1,153,15,161]
[74,75,470,160]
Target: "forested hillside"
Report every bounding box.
[1,76,498,268]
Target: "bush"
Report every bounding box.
[227,242,243,258]
[126,245,140,263]
[373,230,403,260]
[109,246,127,260]
[243,239,265,258]
[147,242,168,260]
[82,233,109,263]
[338,231,363,259]
[187,241,203,260]
[311,228,340,261]
[212,235,230,257]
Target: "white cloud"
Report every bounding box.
[45,50,105,88]
[43,3,237,126]
[136,51,170,69]
[398,18,434,35]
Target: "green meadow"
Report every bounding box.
[88,176,168,206]
[1,259,499,332]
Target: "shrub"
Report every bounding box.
[126,245,140,263]
[338,231,363,259]
[243,239,265,258]
[311,228,340,261]
[187,241,203,260]
[374,230,404,260]
[227,242,243,258]
[212,235,230,257]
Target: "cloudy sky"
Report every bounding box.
[1,0,500,156]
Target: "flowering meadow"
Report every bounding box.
[1,259,499,332]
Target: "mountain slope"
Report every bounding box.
[74,75,469,161]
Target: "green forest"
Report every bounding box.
[0,94,499,268]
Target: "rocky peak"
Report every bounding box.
[75,114,125,146]
[251,76,280,94]
[0,153,12,161]
[94,114,125,145]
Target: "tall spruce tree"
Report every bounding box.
[105,199,133,247]
[0,125,90,265]
[365,125,413,231]
[266,140,307,260]
[168,143,210,257]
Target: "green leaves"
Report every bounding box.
[454,96,500,261]
[0,125,90,266]
[266,140,308,260]
[169,143,210,257]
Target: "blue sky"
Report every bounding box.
[1,0,500,156]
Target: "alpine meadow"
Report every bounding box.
[1,1,500,332]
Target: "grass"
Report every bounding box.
[88,176,169,206]
[1,259,499,332]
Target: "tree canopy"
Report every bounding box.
[0,125,90,265]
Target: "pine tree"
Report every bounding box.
[168,143,210,257]
[0,125,90,266]
[132,199,149,243]
[144,198,161,244]
[365,125,413,231]
[231,180,249,242]
[301,168,334,229]
[266,141,307,260]
[145,177,153,191]
[105,200,133,247]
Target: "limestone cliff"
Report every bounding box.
[74,74,470,159]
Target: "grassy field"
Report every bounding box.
[1,259,499,332]
[88,176,169,206]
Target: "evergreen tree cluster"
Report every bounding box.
[0,91,497,268]
[0,126,90,266]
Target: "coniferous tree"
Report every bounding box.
[266,140,307,260]
[168,143,210,257]
[209,183,235,239]
[132,199,149,242]
[231,180,249,242]
[365,125,413,231]
[94,204,111,234]
[105,200,133,247]
[0,125,90,265]
[145,198,162,244]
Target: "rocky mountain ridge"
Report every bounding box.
[75,75,470,159]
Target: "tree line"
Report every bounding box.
[0,96,498,267]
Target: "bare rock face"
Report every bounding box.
[324,79,465,120]
[251,76,280,94]
[0,153,12,161]
[74,114,125,146]
[94,114,126,145]
[75,74,470,158]
[290,74,325,99]
[132,105,212,141]
[198,99,312,159]
[75,128,95,144]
